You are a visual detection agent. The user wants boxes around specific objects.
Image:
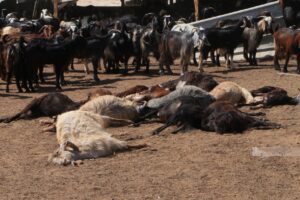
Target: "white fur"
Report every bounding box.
[209,81,254,104]
[49,110,129,165]
[80,95,139,122]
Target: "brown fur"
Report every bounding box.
[273,28,300,73]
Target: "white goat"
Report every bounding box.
[209,81,254,104]
[49,110,146,165]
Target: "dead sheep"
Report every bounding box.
[80,95,140,122]
[49,110,146,166]
[209,81,254,105]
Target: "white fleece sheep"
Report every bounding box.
[49,110,143,165]
[209,81,254,104]
[80,95,139,122]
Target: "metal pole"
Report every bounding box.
[53,0,59,18]
[194,0,199,21]
[32,0,39,19]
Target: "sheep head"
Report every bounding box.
[48,141,80,166]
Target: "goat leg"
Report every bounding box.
[283,53,290,73]
[152,123,172,135]
[253,119,281,130]
[130,118,162,127]
[247,112,266,117]
[126,143,148,151]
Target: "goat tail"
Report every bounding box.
[240,87,255,104]
[0,95,45,123]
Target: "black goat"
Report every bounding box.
[152,96,212,134]
[201,101,281,134]
[22,35,86,91]
[199,18,247,71]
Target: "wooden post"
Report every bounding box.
[32,0,39,19]
[194,0,199,21]
[53,0,59,18]
[121,0,125,7]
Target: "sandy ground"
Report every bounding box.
[1,59,300,200]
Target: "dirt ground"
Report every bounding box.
[1,59,300,200]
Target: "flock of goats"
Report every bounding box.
[0,7,300,166]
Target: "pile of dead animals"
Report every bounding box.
[1,71,299,166]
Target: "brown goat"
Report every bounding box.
[273,28,300,73]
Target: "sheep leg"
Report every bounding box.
[42,124,56,132]
[101,116,132,127]
[125,143,148,151]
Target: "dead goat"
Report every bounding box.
[201,101,281,134]
[248,86,299,109]
[152,96,214,134]
[0,93,83,123]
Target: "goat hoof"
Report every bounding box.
[282,68,288,73]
